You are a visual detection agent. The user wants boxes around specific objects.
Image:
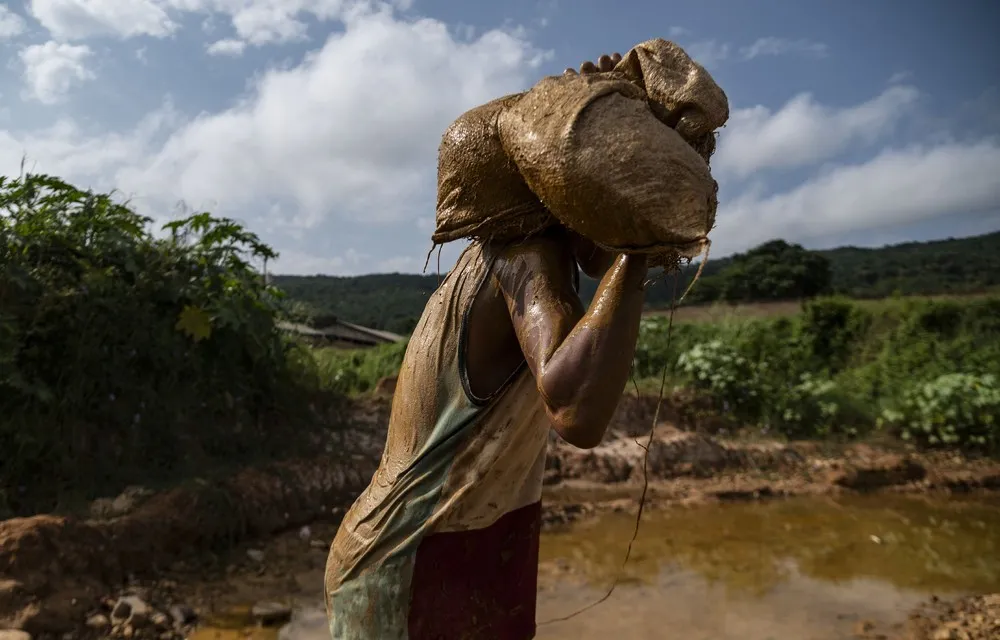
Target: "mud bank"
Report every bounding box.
[2,393,999,638]
[0,454,375,638]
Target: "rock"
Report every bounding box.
[309,539,328,550]
[0,631,33,640]
[853,619,874,635]
[85,613,110,629]
[151,611,170,628]
[832,455,926,491]
[298,526,312,541]
[252,601,293,626]
[278,607,329,640]
[168,604,197,627]
[246,549,266,564]
[110,595,150,627]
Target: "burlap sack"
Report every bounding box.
[432,38,728,262]
[432,93,554,245]
[615,38,729,145]
[498,71,719,261]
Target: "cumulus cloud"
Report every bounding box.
[28,0,177,40]
[1,6,546,274]
[26,0,410,46]
[0,4,27,39]
[19,41,96,104]
[740,37,828,60]
[206,38,246,56]
[713,140,1000,254]
[683,39,729,68]
[1,5,996,274]
[714,85,920,178]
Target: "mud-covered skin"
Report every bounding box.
[465,227,647,450]
[463,52,648,451]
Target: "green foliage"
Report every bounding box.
[674,336,865,439]
[686,240,833,303]
[312,341,408,395]
[634,295,1000,445]
[0,173,337,515]
[271,273,439,335]
[269,233,1000,331]
[880,374,1000,453]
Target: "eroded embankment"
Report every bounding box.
[2,392,999,639]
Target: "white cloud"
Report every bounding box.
[714,140,1000,254]
[0,4,27,38]
[889,70,913,84]
[667,26,690,38]
[28,0,177,40]
[740,37,828,60]
[206,38,246,56]
[2,6,996,274]
[1,6,545,274]
[19,41,96,104]
[26,0,411,46]
[684,39,729,68]
[715,85,920,178]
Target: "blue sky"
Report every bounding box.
[1,0,998,274]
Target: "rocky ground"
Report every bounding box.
[2,391,998,639]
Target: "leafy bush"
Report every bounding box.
[313,341,408,395]
[880,373,1000,452]
[675,338,867,439]
[0,173,338,514]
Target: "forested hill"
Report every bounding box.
[272,231,1000,334]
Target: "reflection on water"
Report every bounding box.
[191,495,1000,639]
[536,494,1000,639]
[539,494,1000,595]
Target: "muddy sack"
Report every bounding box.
[432,38,729,261]
[498,70,719,262]
[432,94,554,245]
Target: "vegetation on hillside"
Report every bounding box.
[273,232,1000,332]
[0,173,341,516]
[331,294,1000,453]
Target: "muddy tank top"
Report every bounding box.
[325,241,558,639]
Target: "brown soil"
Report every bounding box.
[2,392,999,639]
[855,594,1000,640]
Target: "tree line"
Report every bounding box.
[274,231,1000,334]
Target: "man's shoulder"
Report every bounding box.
[486,230,578,302]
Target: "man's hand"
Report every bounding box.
[564,52,622,76]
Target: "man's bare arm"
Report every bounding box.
[493,238,647,448]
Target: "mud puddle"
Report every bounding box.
[536,494,1000,639]
[185,493,999,639]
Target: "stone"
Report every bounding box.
[85,613,110,629]
[110,595,150,627]
[168,604,197,627]
[0,631,33,640]
[252,601,293,626]
[246,549,265,564]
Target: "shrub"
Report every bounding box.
[0,173,337,514]
[675,337,871,439]
[880,373,1000,452]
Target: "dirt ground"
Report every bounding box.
[2,392,998,639]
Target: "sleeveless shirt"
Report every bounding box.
[324,241,558,639]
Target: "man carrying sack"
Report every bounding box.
[325,40,729,639]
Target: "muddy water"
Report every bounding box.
[191,494,1000,640]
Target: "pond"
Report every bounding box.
[191,493,1000,640]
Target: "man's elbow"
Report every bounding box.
[549,409,608,450]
